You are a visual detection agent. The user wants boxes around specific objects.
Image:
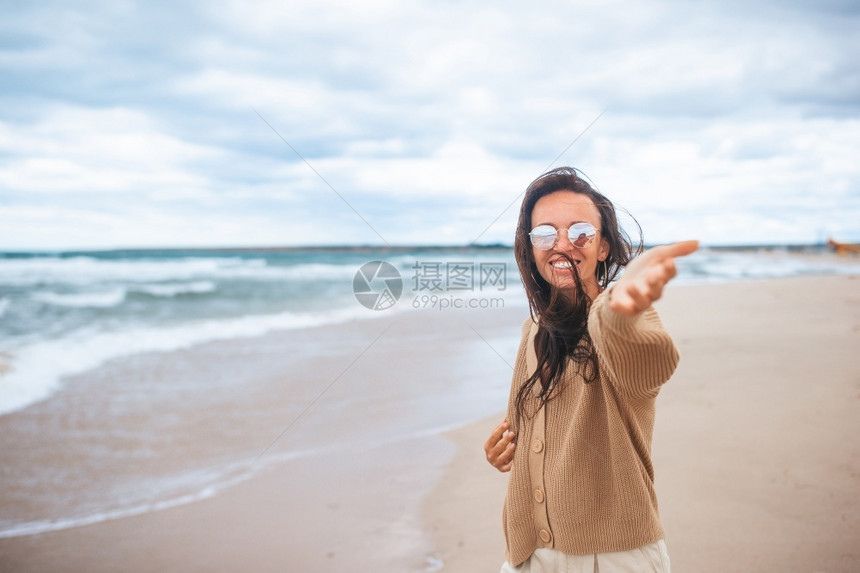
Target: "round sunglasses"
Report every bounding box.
[529,222,599,251]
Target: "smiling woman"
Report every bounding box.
[509,169,641,412]
[484,167,699,572]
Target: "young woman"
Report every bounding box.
[484,167,698,572]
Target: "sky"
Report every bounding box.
[1,0,859,250]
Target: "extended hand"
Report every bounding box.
[609,240,699,316]
[484,420,516,472]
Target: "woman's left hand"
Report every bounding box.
[609,240,699,316]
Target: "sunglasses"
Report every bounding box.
[529,222,599,251]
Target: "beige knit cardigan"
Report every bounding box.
[503,289,680,566]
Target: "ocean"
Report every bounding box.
[1,245,858,540]
[0,247,528,416]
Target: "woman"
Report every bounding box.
[484,167,698,572]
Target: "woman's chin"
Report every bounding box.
[547,277,578,292]
[547,269,578,289]
[547,275,598,299]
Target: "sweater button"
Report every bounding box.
[533,488,544,503]
[532,439,544,453]
[538,529,552,544]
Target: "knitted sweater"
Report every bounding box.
[502,289,680,566]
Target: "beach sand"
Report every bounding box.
[421,275,860,572]
[1,275,858,572]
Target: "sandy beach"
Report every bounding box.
[1,274,858,572]
[421,275,860,572]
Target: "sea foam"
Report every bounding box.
[0,305,379,416]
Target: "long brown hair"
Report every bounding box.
[513,167,642,423]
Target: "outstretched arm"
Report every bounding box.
[609,240,699,316]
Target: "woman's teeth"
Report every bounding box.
[551,260,574,269]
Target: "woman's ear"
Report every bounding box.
[598,237,610,261]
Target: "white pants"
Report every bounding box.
[500,539,670,573]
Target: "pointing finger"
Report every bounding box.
[663,240,699,259]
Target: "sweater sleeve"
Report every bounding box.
[587,287,680,399]
[505,316,535,435]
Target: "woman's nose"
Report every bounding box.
[554,228,574,250]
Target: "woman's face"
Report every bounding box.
[530,191,609,299]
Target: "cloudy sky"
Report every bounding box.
[1,0,858,249]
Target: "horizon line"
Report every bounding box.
[0,241,850,255]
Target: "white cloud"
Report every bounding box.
[0,106,223,196]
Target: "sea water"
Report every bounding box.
[0,247,525,416]
[2,245,859,416]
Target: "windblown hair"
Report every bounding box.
[513,167,642,424]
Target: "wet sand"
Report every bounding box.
[0,303,525,572]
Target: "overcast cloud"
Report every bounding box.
[1,0,858,249]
